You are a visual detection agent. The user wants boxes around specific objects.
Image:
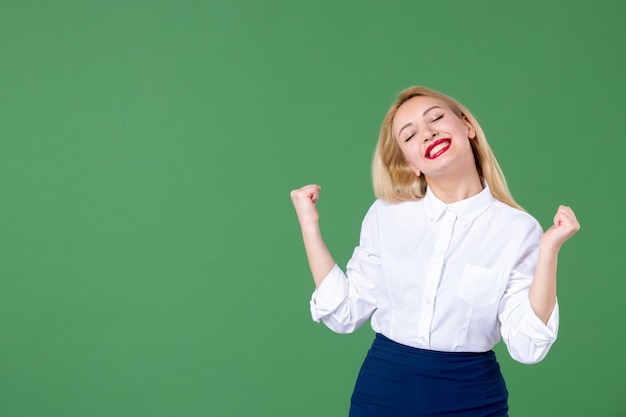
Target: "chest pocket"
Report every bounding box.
[458,264,505,307]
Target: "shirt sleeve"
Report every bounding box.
[309,202,381,334]
[499,219,559,364]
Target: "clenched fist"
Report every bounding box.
[542,205,580,250]
[290,184,322,227]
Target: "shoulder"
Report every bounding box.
[489,200,543,238]
[366,198,424,222]
[362,199,426,233]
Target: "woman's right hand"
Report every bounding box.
[290,184,322,227]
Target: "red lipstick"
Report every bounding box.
[425,138,451,160]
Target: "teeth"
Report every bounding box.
[429,142,450,157]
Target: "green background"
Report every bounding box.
[1,1,624,416]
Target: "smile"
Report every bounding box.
[425,138,451,160]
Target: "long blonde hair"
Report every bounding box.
[372,86,522,210]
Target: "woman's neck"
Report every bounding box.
[425,173,484,204]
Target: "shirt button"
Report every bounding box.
[425,299,432,305]
[430,218,434,222]
[419,337,426,343]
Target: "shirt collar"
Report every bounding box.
[423,182,495,226]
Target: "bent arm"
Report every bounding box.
[529,205,580,323]
[310,204,380,333]
[290,184,335,288]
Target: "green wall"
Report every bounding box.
[1,1,624,416]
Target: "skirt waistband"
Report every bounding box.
[374,333,492,358]
[371,333,497,379]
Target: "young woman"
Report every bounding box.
[290,86,580,416]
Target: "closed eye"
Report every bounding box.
[404,133,415,142]
[431,114,444,122]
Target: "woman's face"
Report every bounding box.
[392,95,476,179]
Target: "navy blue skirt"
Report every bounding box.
[350,334,508,417]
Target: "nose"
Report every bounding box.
[424,127,437,143]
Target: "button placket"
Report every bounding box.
[416,209,457,348]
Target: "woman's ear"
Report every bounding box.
[464,117,476,139]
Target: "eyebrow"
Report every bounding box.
[397,105,443,136]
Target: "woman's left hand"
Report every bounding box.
[541,205,580,250]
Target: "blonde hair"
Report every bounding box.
[372,86,522,210]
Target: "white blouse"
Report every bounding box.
[310,185,558,364]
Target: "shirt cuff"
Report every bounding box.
[310,264,348,322]
[518,296,559,343]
